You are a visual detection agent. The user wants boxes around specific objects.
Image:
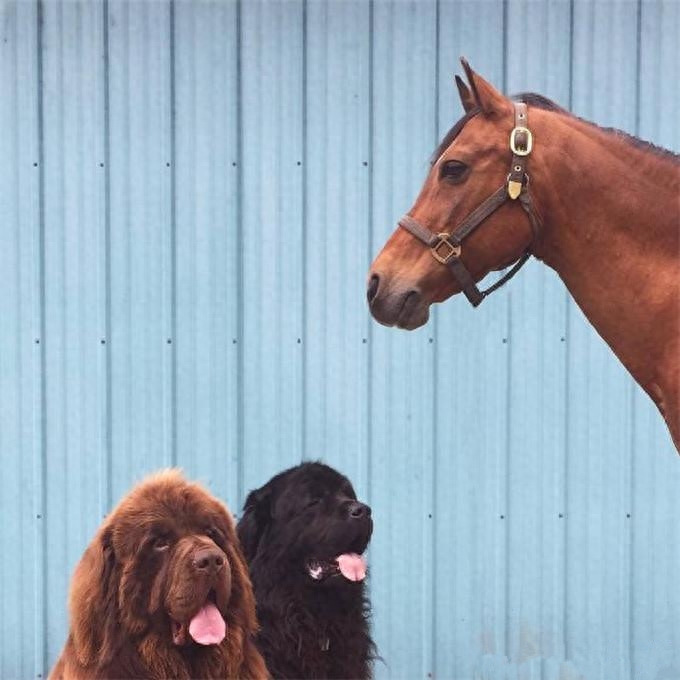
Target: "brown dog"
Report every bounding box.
[49,470,267,679]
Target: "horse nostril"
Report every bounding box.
[367,274,380,304]
[405,289,421,306]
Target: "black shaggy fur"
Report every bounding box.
[237,462,376,679]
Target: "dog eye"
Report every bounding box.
[205,527,221,541]
[152,535,170,552]
[304,499,321,510]
[439,160,468,183]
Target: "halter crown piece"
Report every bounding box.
[398,102,542,307]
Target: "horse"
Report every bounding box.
[367,59,680,452]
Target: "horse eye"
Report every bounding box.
[440,160,468,183]
[304,498,321,510]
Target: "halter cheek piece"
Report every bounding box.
[398,102,542,307]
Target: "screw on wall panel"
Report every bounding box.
[36,514,41,519]
[33,162,38,167]
[626,513,631,518]
[232,162,237,167]
[99,162,104,167]
[560,337,566,342]
[297,338,301,344]
[232,338,237,344]
[363,161,368,166]
[428,338,433,343]
[166,162,171,167]
[500,515,505,519]
[502,338,507,344]
[559,513,563,518]
[427,513,432,519]
[34,338,40,344]
[166,338,172,344]
[101,339,106,345]
[296,161,301,166]
[362,338,367,344]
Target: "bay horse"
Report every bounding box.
[367,59,680,452]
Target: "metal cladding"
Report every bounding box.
[0,1,678,679]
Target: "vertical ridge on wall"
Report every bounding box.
[0,2,41,676]
[235,0,245,508]
[172,0,241,506]
[167,0,177,469]
[239,0,305,495]
[101,0,113,513]
[35,0,48,673]
[39,0,108,666]
[107,0,174,499]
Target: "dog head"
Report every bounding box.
[68,470,257,667]
[237,462,373,586]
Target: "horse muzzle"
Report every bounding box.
[366,273,429,330]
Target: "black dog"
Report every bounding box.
[237,462,375,679]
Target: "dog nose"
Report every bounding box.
[367,274,380,305]
[193,547,225,574]
[348,501,371,519]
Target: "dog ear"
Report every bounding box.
[69,525,122,667]
[237,486,272,563]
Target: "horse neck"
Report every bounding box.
[530,112,680,387]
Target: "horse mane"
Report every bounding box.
[514,92,679,164]
[431,91,679,164]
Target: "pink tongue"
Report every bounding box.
[188,602,226,646]
[336,553,367,582]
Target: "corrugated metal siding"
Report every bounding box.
[0,1,678,678]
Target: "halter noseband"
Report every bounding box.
[398,102,542,307]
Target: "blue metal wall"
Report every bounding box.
[0,1,678,678]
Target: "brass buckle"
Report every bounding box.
[510,126,533,156]
[431,233,461,264]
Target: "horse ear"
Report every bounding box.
[69,525,122,667]
[455,75,476,113]
[460,57,509,117]
[237,485,273,563]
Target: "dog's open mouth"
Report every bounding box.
[306,553,367,582]
[171,589,226,647]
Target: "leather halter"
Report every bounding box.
[398,102,542,307]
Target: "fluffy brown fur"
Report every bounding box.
[49,470,268,680]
